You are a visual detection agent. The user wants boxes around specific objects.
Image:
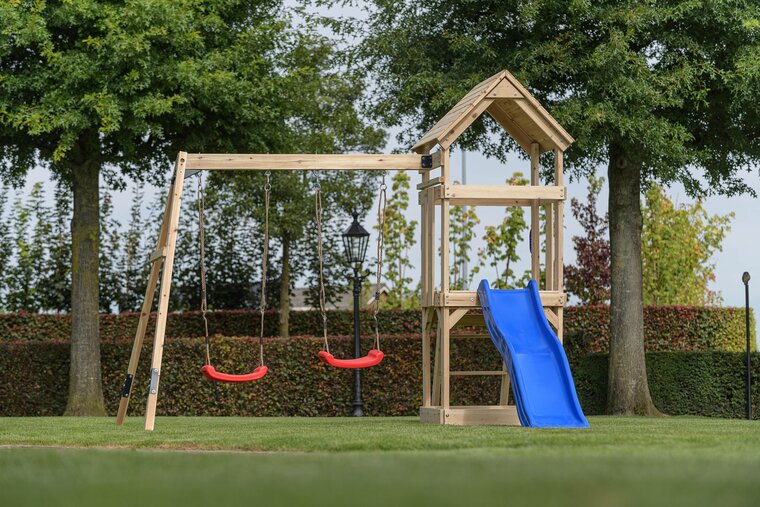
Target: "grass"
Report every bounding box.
[1,416,759,507]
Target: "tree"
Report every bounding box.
[6,192,36,312]
[0,185,11,309]
[358,1,760,415]
[117,186,148,313]
[40,182,73,313]
[380,171,418,308]
[472,173,529,289]
[565,174,610,305]
[641,185,732,306]
[0,1,384,412]
[449,198,479,290]
[99,190,122,313]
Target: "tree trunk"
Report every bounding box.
[278,238,290,337]
[606,143,659,416]
[64,137,106,416]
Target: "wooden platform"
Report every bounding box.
[419,406,521,426]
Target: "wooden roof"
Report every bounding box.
[411,70,574,154]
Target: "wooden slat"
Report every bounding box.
[486,101,533,154]
[442,184,565,202]
[185,153,423,171]
[439,98,495,149]
[436,290,566,307]
[417,176,442,190]
[450,371,508,376]
[420,405,521,426]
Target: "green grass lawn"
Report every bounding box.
[1,416,759,507]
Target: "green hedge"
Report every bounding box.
[0,335,505,417]
[2,335,758,419]
[573,352,760,419]
[564,306,756,358]
[0,305,753,355]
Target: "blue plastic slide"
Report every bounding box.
[477,279,589,428]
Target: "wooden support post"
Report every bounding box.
[554,149,565,341]
[432,309,442,406]
[440,309,451,410]
[499,361,510,406]
[144,152,187,431]
[530,143,540,283]
[422,309,432,408]
[115,190,174,426]
[545,203,555,291]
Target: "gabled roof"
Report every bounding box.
[411,70,574,155]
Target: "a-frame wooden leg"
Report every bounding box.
[115,189,174,426]
[144,152,187,431]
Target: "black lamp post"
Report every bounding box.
[743,272,752,420]
[342,212,370,417]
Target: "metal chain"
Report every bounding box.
[198,173,212,366]
[373,176,388,351]
[314,176,329,353]
[258,171,271,367]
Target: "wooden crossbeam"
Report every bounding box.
[184,153,424,171]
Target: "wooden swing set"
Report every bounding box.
[115,69,571,430]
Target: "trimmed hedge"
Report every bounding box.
[0,335,505,417]
[564,306,756,358]
[0,305,754,355]
[2,335,758,419]
[573,352,760,419]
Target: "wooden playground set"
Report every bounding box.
[115,70,579,431]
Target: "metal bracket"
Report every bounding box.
[421,155,433,169]
[184,169,201,180]
[121,374,133,398]
[149,368,160,395]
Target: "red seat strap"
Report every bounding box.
[318,349,384,369]
[200,365,268,383]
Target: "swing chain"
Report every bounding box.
[197,173,212,366]
[258,171,271,367]
[373,176,388,351]
[315,175,329,353]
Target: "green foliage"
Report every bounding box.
[641,185,733,305]
[99,190,122,312]
[0,305,751,356]
[358,1,760,194]
[472,173,530,289]
[565,174,610,305]
[449,201,479,290]
[5,191,36,311]
[563,305,755,363]
[380,172,418,308]
[573,352,760,418]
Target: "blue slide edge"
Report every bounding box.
[477,279,589,428]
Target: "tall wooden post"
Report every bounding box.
[530,143,541,283]
[144,152,187,431]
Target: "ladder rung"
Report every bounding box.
[149,247,167,263]
[450,370,507,376]
[450,333,490,339]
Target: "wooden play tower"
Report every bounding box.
[414,70,573,425]
[115,69,571,430]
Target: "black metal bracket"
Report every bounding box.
[121,374,133,398]
[421,155,433,169]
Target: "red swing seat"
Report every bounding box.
[318,349,384,369]
[201,365,268,383]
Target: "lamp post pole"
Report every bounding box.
[342,211,370,418]
[352,266,364,417]
[743,272,752,420]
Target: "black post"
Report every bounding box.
[743,272,752,420]
[352,267,364,417]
